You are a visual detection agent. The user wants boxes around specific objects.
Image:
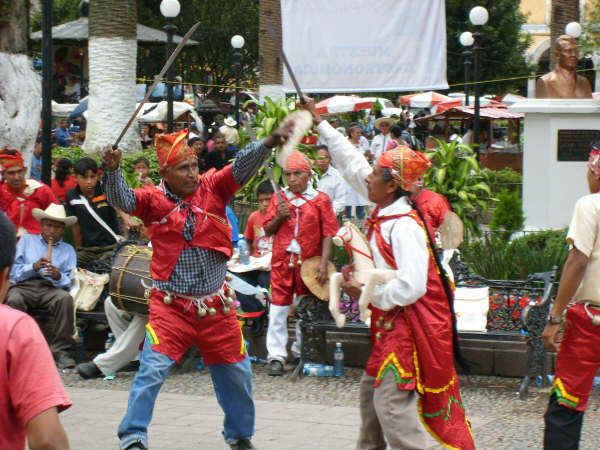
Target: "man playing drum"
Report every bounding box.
[102,123,292,450]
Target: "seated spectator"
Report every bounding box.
[66,157,122,269]
[51,158,77,204]
[132,157,155,187]
[205,135,238,170]
[0,148,57,237]
[0,211,72,450]
[30,137,43,182]
[6,204,78,369]
[54,119,72,148]
[76,296,147,380]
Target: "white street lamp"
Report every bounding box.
[459,31,474,47]
[231,35,245,49]
[160,0,180,18]
[565,22,582,38]
[469,6,489,26]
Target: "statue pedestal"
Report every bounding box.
[509,99,600,230]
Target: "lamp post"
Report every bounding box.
[160,0,180,133]
[459,31,474,107]
[565,21,582,39]
[469,6,489,156]
[41,0,53,185]
[231,34,245,128]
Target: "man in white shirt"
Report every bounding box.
[315,145,347,215]
[369,117,395,160]
[302,99,475,450]
[542,145,600,450]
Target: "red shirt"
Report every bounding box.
[413,189,451,237]
[0,304,71,450]
[244,210,272,256]
[51,176,77,204]
[0,180,57,236]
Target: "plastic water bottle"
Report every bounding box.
[333,342,345,377]
[303,363,335,377]
[104,332,115,351]
[238,238,250,265]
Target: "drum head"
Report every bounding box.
[439,211,464,249]
[300,256,336,301]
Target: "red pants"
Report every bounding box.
[553,303,600,411]
[270,256,309,306]
[145,289,245,365]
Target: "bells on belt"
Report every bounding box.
[286,238,302,268]
[163,293,173,305]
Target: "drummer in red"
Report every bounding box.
[263,151,338,376]
[102,124,292,450]
[0,148,57,237]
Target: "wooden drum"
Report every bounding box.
[109,245,153,314]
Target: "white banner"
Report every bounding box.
[281,0,448,93]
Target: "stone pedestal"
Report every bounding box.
[510,99,600,230]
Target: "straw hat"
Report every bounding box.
[439,211,464,249]
[374,116,396,129]
[32,203,77,226]
[300,256,336,301]
[224,116,237,127]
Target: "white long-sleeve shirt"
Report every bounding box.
[370,132,392,160]
[317,121,428,310]
[316,166,347,214]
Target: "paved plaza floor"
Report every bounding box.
[59,365,600,450]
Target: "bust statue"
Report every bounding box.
[536,35,592,99]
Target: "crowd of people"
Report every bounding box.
[0,97,597,450]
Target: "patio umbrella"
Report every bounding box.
[399,91,452,108]
[315,95,378,115]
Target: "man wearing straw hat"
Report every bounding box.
[102,123,293,450]
[6,203,78,369]
[262,150,339,376]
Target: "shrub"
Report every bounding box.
[481,168,522,196]
[489,189,524,238]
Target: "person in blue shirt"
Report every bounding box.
[226,205,240,247]
[55,119,72,147]
[5,203,78,369]
[29,138,43,182]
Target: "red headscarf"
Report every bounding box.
[0,148,24,171]
[378,145,431,190]
[154,130,196,168]
[284,150,311,173]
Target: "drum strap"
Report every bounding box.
[73,196,124,243]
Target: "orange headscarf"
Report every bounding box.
[0,148,24,171]
[154,130,196,168]
[284,150,311,173]
[378,145,431,190]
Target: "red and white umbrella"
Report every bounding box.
[315,95,377,115]
[400,91,452,108]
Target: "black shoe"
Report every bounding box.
[76,361,103,379]
[56,352,76,369]
[229,438,256,450]
[267,360,284,376]
[119,360,140,372]
[124,444,146,450]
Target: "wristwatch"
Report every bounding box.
[547,313,564,325]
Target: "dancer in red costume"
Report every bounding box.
[0,149,57,237]
[304,99,474,450]
[263,150,338,376]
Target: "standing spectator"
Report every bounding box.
[348,124,370,154]
[132,157,155,188]
[369,117,394,160]
[54,119,72,148]
[244,181,274,258]
[65,157,121,268]
[0,148,58,237]
[51,158,77,204]
[189,136,208,173]
[315,145,347,216]
[219,116,240,146]
[30,138,43,182]
[542,146,600,450]
[6,204,78,369]
[205,135,238,171]
[0,211,72,450]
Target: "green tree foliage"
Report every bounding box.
[489,189,524,238]
[446,0,532,94]
[423,139,494,237]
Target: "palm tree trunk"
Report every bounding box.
[0,0,40,163]
[550,0,580,68]
[84,0,140,153]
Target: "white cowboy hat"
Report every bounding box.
[374,116,396,129]
[32,203,77,226]
[224,116,237,127]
